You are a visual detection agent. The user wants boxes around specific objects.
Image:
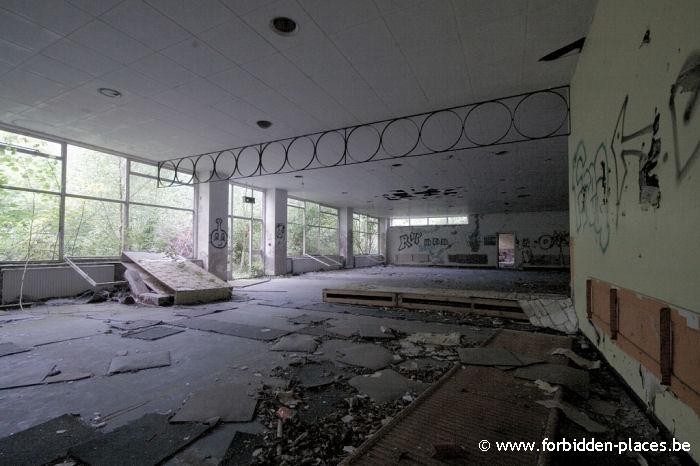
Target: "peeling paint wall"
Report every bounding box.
[570,0,700,459]
[387,211,569,268]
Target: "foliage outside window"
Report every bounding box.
[287,198,338,256]
[228,184,264,279]
[390,216,469,226]
[353,213,379,255]
[0,128,194,262]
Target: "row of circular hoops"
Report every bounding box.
[159,90,569,186]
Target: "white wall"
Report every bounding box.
[387,211,569,268]
[570,0,700,458]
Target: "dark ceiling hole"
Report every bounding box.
[517,194,531,198]
[391,163,402,167]
[494,150,509,155]
[539,37,585,61]
[294,175,303,178]
[99,88,121,98]
[256,120,272,129]
[341,191,348,194]
[271,17,297,35]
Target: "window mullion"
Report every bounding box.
[58,142,67,260]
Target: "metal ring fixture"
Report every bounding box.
[158,86,570,186]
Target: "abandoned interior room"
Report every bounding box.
[0,0,698,464]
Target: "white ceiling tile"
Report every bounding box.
[102,0,190,51]
[0,68,68,105]
[219,0,276,15]
[242,52,309,88]
[129,53,197,88]
[283,38,355,79]
[384,1,458,51]
[457,14,526,68]
[2,0,93,35]
[451,0,527,26]
[312,69,389,122]
[49,86,120,114]
[331,18,402,65]
[114,96,179,120]
[0,9,61,52]
[240,0,326,52]
[99,67,163,97]
[200,19,277,65]
[41,38,122,76]
[18,101,92,126]
[298,0,380,35]
[0,38,34,66]
[21,54,93,88]
[373,0,434,14]
[212,95,271,123]
[144,0,236,34]
[208,66,270,98]
[161,38,233,77]
[69,20,152,64]
[0,96,30,118]
[151,77,232,111]
[67,0,124,16]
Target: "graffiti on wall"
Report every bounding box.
[275,223,286,247]
[518,231,570,266]
[398,231,423,251]
[468,215,481,252]
[574,50,699,253]
[210,218,228,249]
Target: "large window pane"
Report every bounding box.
[305,226,319,255]
[0,146,61,192]
[391,218,409,226]
[448,216,469,224]
[319,228,337,255]
[428,217,448,225]
[0,129,61,157]
[287,223,303,257]
[64,198,123,257]
[0,189,60,261]
[127,205,193,257]
[130,174,193,209]
[67,146,126,200]
[229,217,251,278]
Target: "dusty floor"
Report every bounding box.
[0,266,691,465]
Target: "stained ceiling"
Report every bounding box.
[0,0,596,216]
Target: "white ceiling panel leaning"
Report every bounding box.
[0,0,596,216]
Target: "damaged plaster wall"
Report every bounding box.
[570,0,700,459]
[387,210,569,268]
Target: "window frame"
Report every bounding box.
[228,183,265,279]
[390,216,469,226]
[353,212,380,255]
[286,196,339,257]
[0,125,195,263]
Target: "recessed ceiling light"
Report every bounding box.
[270,16,297,35]
[99,88,121,98]
[256,120,272,129]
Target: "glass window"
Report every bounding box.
[390,218,409,227]
[228,184,264,279]
[287,198,338,256]
[448,216,469,224]
[428,217,448,225]
[0,189,60,261]
[66,146,126,200]
[391,216,469,226]
[127,205,193,257]
[64,197,123,257]
[409,217,428,226]
[353,213,379,255]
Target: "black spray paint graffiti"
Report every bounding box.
[275,223,286,247]
[424,238,450,247]
[669,50,700,182]
[210,218,228,249]
[398,231,422,251]
[519,231,570,266]
[419,236,453,262]
[573,141,613,252]
[468,215,481,252]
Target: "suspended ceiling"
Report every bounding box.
[0,0,596,216]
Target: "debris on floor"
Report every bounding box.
[348,369,428,403]
[519,296,578,334]
[171,383,258,423]
[122,325,184,341]
[107,351,171,375]
[514,363,590,398]
[271,334,319,353]
[336,343,395,370]
[537,398,608,433]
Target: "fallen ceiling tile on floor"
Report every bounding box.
[0,342,30,358]
[336,343,395,370]
[219,431,265,466]
[287,313,331,325]
[172,317,291,341]
[537,399,607,432]
[0,361,56,390]
[271,334,319,353]
[405,332,462,346]
[397,358,453,372]
[292,361,345,388]
[107,351,171,375]
[457,347,531,367]
[0,414,101,466]
[174,307,234,318]
[327,322,398,340]
[69,413,212,466]
[348,369,428,403]
[109,319,162,331]
[43,371,92,384]
[170,383,258,423]
[122,325,185,341]
[514,363,590,398]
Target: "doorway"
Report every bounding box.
[498,233,515,268]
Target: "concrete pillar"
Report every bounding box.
[196,181,229,280]
[379,217,389,259]
[339,207,354,268]
[264,188,287,275]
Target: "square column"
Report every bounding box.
[196,181,229,280]
[379,217,389,258]
[264,188,287,275]
[339,207,354,268]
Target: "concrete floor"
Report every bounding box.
[1,266,685,465]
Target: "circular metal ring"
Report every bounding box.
[314,129,346,167]
[346,124,381,163]
[285,136,316,171]
[463,100,513,146]
[235,145,261,178]
[260,141,287,174]
[512,90,569,139]
[158,160,177,187]
[174,157,195,185]
[380,117,420,158]
[192,153,216,183]
[213,149,237,180]
[419,109,464,152]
